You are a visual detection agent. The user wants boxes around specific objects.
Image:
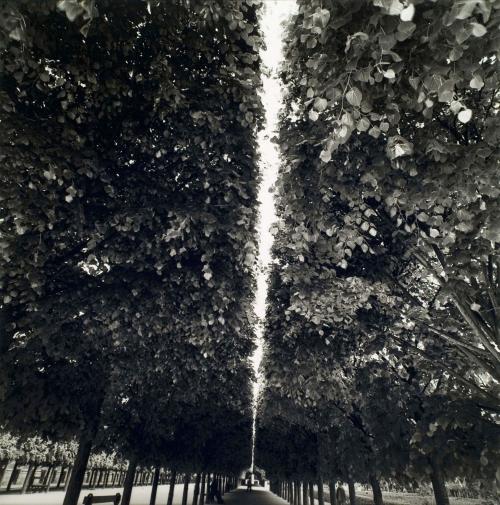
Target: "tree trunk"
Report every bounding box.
[348,480,355,505]
[21,464,36,494]
[89,468,96,488]
[329,481,337,505]
[429,458,450,505]
[57,466,66,489]
[205,474,210,503]
[6,460,19,491]
[303,481,309,505]
[297,482,303,505]
[193,473,201,505]
[369,476,383,505]
[149,467,161,505]
[45,465,55,491]
[318,478,324,505]
[0,460,9,486]
[309,482,314,505]
[121,457,138,505]
[0,306,12,355]
[62,431,94,505]
[64,467,73,491]
[167,470,177,505]
[182,473,190,505]
[200,473,206,505]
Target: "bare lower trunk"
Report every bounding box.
[0,306,12,355]
[167,470,177,505]
[348,480,355,505]
[57,466,66,488]
[200,473,206,505]
[121,457,138,505]
[309,482,314,505]
[6,461,19,491]
[149,467,161,505]
[318,478,324,505]
[328,481,337,505]
[62,433,94,505]
[303,481,309,505]
[429,458,450,505]
[64,467,73,491]
[193,473,201,505]
[21,464,36,494]
[182,473,190,505]
[369,475,383,505]
[45,465,55,492]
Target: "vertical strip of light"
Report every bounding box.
[251,0,298,475]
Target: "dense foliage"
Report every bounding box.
[0,0,263,503]
[257,1,499,505]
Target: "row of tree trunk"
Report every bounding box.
[2,456,238,505]
[0,459,168,495]
[270,461,450,505]
[271,479,356,505]
[123,465,237,505]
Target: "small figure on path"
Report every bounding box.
[246,479,253,492]
[209,478,224,504]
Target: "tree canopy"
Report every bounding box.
[1,1,263,503]
[257,1,499,504]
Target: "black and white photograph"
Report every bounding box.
[0,1,498,505]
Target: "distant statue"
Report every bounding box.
[246,478,253,492]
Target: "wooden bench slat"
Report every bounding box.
[83,493,121,504]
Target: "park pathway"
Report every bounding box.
[0,485,287,505]
[224,488,288,505]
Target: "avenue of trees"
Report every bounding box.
[1,2,499,505]
[257,2,499,505]
[0,1,263,504]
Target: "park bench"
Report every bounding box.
[82,493,121,505]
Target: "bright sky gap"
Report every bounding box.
[250,0,298,472]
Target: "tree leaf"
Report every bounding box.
[346,87,362,107]
[386,136,414,159]
[457,108,472,123]
[470,22,487,37]
[314,97,328,112]
[400,4,415,22]
[469,75,484,89]
[309,109,319,121]
[320,149,331,163]
[356,117,370,132]
[437,80,454,102]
